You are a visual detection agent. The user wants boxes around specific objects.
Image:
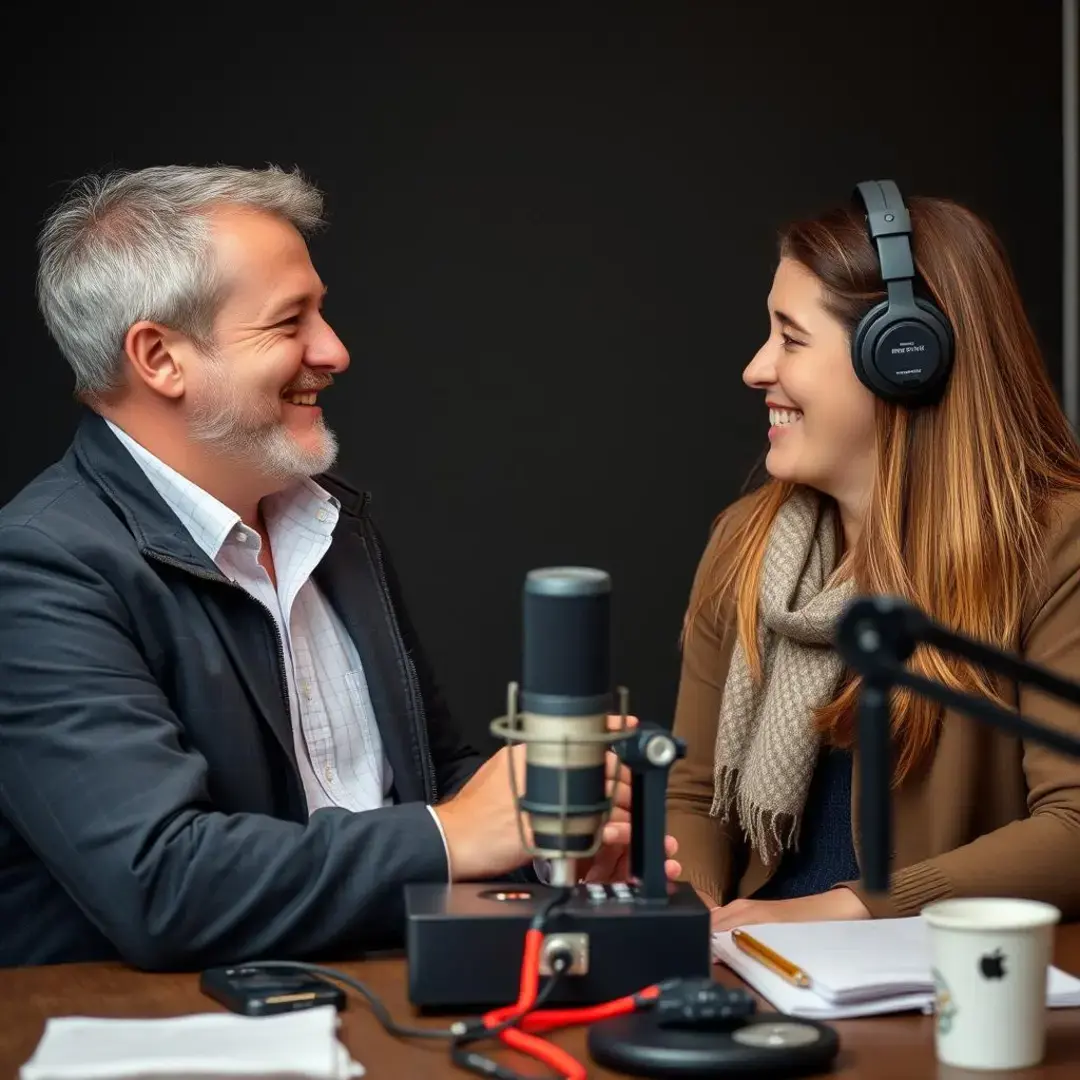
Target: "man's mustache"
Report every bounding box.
[283,374,334,394]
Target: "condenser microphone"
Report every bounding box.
[407,564,713,1013]
[491,567,628,887]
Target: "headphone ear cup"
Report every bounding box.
[850,300,892,397]
[914,298,955,375]
[852,298,955,405]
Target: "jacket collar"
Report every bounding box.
[69,409,370,571]
[69,410,426,804]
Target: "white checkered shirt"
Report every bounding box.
[105,420,458,875]
[107,419,395,818]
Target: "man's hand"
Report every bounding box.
[433,713,682,884]
[709,888,871,933]
[432,743,533,880]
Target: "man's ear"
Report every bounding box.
[123,321,188,400]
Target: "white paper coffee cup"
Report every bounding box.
[921,897,1060,1071]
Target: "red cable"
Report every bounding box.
[480,929,544,1030]
[513,929,543,1009]
[517,984,660,1032]
[498,1027,587,1080]
[473,932,664,1080]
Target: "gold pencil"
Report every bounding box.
[731,928,812,989]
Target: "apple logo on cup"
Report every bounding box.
[979,949,1007,980]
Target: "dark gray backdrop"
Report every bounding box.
[0,4,1064,751]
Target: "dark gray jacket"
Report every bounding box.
[0,411,484,969]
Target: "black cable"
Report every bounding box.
[452,887,573,1050]
[237,887,576,1070]
[450,971,566,1080]
[530,885,572,932]
[451,886,575,1080]
[454,955,568,1045]
[235,960,468,1041]
[451,1047,561,1080]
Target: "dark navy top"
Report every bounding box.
[751,746,861,900]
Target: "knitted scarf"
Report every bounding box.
[710,488,855,864]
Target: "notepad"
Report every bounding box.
[712,917,1080,1020]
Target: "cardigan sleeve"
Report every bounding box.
[666,500,752,907]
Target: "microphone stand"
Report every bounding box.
[835,595,1080,893]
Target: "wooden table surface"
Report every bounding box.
[4,926,1080,1078]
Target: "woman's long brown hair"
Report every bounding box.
[690,196,1080,783]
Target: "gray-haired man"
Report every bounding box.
[0,165,678,969]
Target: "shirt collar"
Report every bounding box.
[104,419,339,563]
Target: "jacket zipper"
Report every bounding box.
[365,531,438,804]
[142,551,292,744]
[145,532,438,806]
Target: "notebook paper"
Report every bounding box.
[712,917,1080,1020]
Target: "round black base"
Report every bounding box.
[587,1011,840,1078]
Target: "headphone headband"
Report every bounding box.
[848,179,954,406]
[853,180,915,283]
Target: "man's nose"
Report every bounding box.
[306,315,350,374]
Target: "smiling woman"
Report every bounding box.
[744,256,878,547]
[666,180,1080,932]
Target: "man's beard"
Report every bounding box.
[187,358,338,482]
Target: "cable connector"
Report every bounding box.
[543,944,574,974]
[631,984,663,1009]
[452,1047,525,1080]
[452,1019,486,1039]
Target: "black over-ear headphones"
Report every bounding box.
[851,180,954,406]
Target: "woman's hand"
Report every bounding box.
[576,714,681,884]
[709,888,871,932]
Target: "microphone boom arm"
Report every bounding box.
[835,595,1080,893]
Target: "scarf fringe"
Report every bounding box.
[709,763,739,821]
[710,765,800,866]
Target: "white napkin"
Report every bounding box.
[19,1005,365,1080]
